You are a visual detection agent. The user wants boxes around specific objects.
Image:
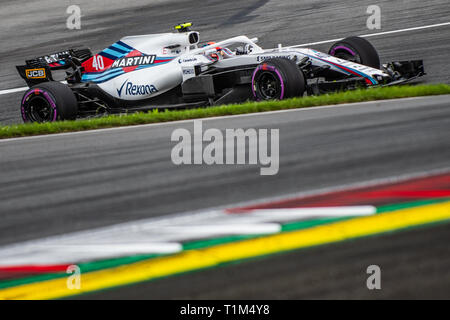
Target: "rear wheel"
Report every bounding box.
[252,58,306,101]
[21,82,78,123]
[328,36,380,69]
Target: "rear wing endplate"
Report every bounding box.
[16,48,92,87]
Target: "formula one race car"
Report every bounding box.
[17,23,425,123]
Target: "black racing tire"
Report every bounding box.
[21,81,78,123]
[328,36,380,69]
[252,58,306,101]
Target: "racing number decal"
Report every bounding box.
[92,55,105,71]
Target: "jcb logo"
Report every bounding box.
[26,68,46,79]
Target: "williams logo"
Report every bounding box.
[117,79,158,98]
[111,55,156,68]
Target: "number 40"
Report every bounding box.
[92,55,104,70]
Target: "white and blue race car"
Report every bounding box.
[17,23,424,123]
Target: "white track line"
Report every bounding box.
[0,22,449,97]
[0,86,29,95]
[245,206,376,220]
[0,166,448,265]
[289,21,450,48]
[162,224,282,235]
[0,243,183,265]
[360,22,450,38]
[0,81,67,96]
[0,206,373,265]
[36,243,183,253]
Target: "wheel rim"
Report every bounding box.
[331,46,362,63]
[257,72,280,99]
[26,96,54,122]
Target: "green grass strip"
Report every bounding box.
[0,197,448,289]
[1,84,449,139]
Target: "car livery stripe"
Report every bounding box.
[153,57,175,63]
[98,52,119,61]
[326,60,378,85]
[82,69,123,79]
[48,61,66,68]
[116,41,134,51]
[82,70,125,83]
[81,57,176,83]
[101,42,134,57]
[82,37,177,84]
[110,44,133,54]
[101,48,126,58]
[107,46,129,55]
[81,67,125,80]
[305,54,378,85]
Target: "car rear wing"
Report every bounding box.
[16,47,92,87]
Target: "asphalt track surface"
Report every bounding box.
[1,95,449,245]
[1,95,450,298]
[80,222,450,300]
[0,0,450,299]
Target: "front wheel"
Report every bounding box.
[21,82,78,123]
[328,36,380,69]
[252,58,306,101]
